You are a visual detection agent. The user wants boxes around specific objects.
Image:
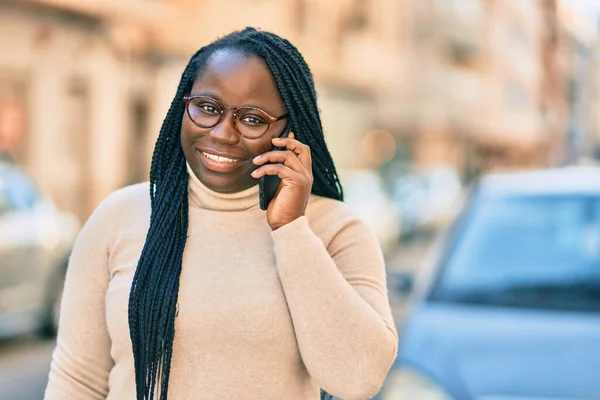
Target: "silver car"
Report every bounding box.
[0,161,79,338]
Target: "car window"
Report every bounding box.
[0,165,40,213]
[431,195,600,312]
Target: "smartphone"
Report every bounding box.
[259,126,291,210]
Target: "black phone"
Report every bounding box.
[259,126,291,210]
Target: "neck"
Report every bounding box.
[186,163,260,212]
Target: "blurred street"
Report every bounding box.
[2,0,600,399]
[0,338,54,400]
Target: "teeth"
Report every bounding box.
[203,152,240,163]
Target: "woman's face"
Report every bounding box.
[181,49,288,193]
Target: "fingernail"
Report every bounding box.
[251,169,258,177]
[253,155,261,162]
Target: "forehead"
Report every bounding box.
[191,49,281,104]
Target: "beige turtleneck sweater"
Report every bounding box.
[44,170,398,400]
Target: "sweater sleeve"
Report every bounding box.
[45,196,114,399]
[271,214,398,400]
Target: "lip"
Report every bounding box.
[195,149,249,173]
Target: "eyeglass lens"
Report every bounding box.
[187,97,271,138]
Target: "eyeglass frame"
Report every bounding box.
[183,94,289,139]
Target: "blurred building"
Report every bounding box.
[0,0,172,219]
[377,0,584,177]
[555,0,599,164]
[0,0,598,222]
[0,0,408,219]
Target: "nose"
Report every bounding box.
[208,110,239,145]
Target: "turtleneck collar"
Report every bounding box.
[186,162,260,211]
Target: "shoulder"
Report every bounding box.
[304,195,384,264]
[305,194,372,243]
[104,181,150,209]
[96,181,150,214]
[306,194,356,224]
[86,181,150,230]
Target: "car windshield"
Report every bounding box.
[431,194,600,312]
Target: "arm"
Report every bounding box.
[253,133,397,398]
[44,196,114,399]
[272,214,398,400]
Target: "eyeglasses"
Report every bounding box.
[183,95,288,139]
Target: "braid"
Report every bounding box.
[242,31,343,200]
[128,28,342,400]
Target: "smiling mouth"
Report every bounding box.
[196,150,248,173]
[202,152,243,163]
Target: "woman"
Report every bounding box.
[45,28,397,400]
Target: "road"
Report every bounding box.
[0,337,54,400]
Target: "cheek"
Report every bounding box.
[180,117,202,148]
[180,116,191,141]
[244,137,274,157]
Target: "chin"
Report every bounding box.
[196,169,254,194]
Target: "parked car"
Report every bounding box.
[0,161,79,338]
[378,166,600,399]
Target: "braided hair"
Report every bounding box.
[128,27,343,400]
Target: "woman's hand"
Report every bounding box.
[251,132,313,230]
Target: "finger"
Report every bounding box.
[253,150,304,172]
[271,133,312,170]
[272,134,304,155]
[250,163,304,181]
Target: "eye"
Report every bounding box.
[190,98,221,115]
[199,103,219,114]
[240,115,267,126]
